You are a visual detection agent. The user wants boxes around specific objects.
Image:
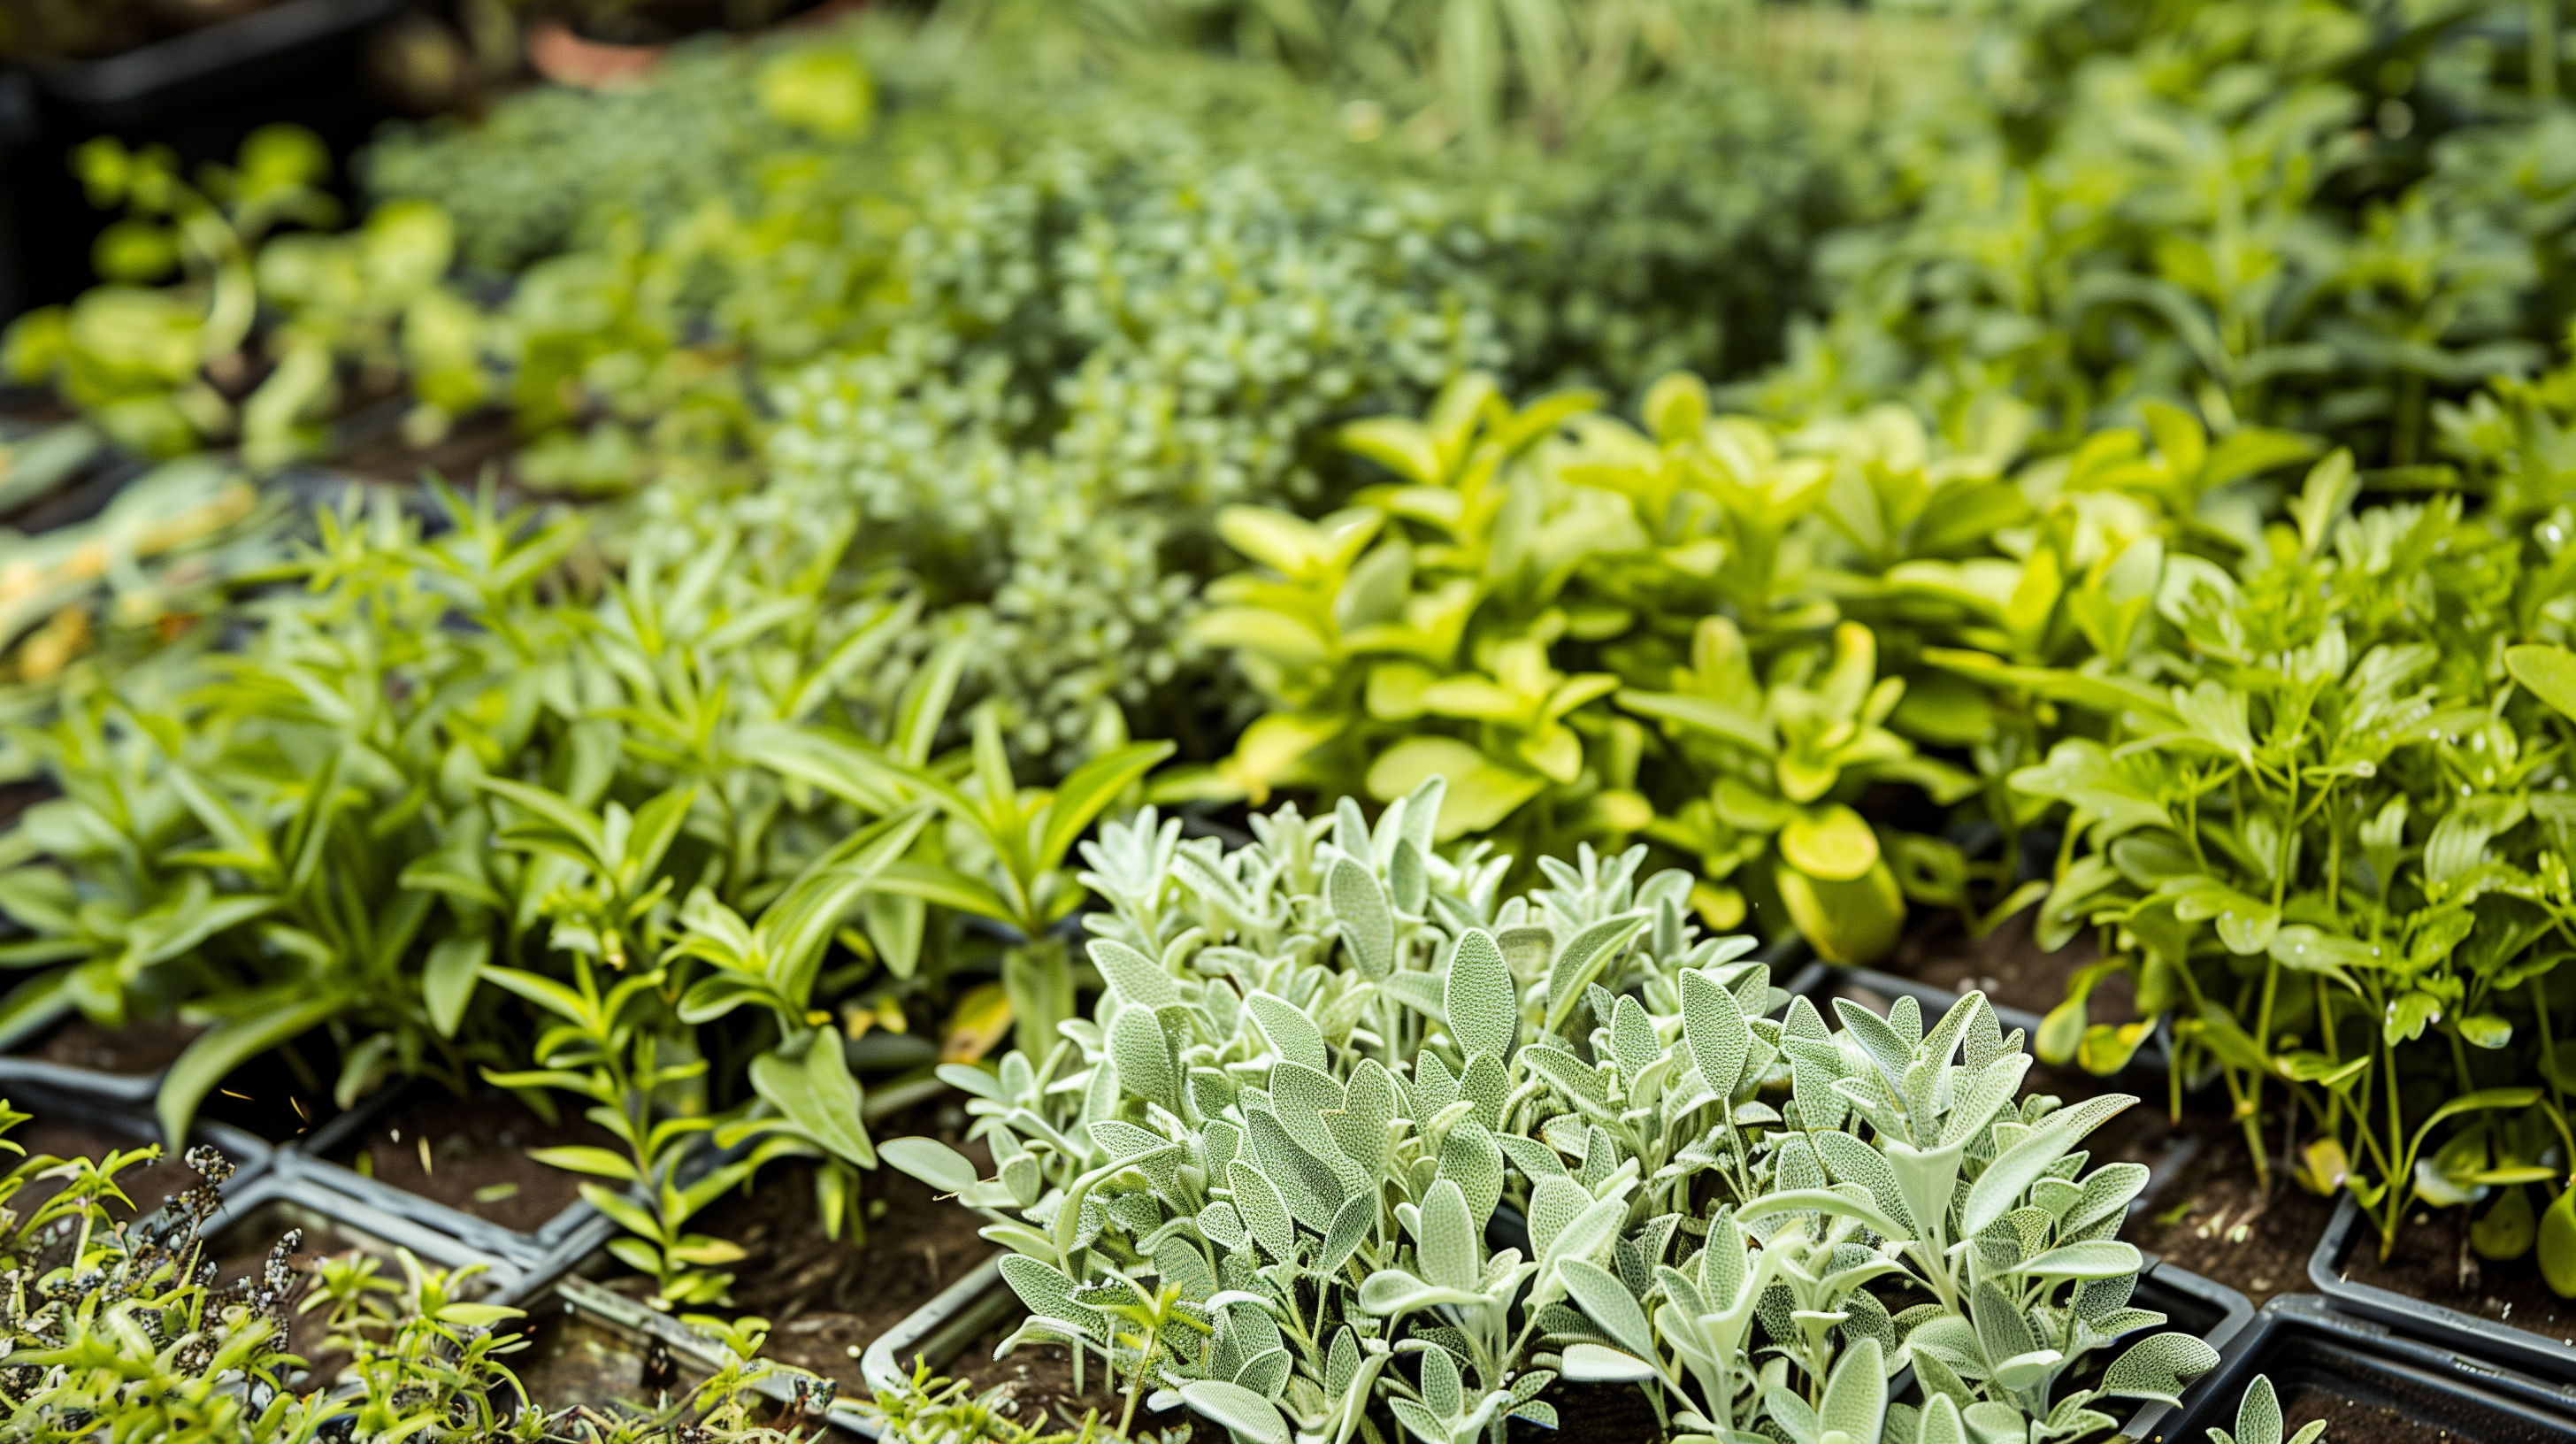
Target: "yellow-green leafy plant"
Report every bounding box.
[2,127,487,470]
[1190,373,2030,962]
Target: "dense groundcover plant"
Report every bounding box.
[1748,0,2576,461]
[346,12,1844,774]
[886,785,2217,1444]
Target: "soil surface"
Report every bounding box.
[512,1308,710,1416]
[694,1098,996,1398]
[326,1087,617,1234]
[1886,906,2127,1027]
[2120,1118,2576,1338]
[19,1015,203,1076]
[1509,1380,1661,1442]
[2281,1387,2484,1444]
[2125,1125,2338,1309]
[2338,1194,2576,1340]
[329,410,522,490]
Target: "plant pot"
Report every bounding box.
[0,1009,200,1107]
[0,0,402,321]
[275,1079,625,1306]
[203,1168,544,1375]
[855,1253,2247,1444]
[2308,1191,2576,1383]
[2154,1293,2576,1443]
[2111,1257,2258,1443]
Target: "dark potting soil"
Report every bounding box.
[1507,1380,1664,1442]
[328,410,522,491]
[1887,906,2128,1028]
[193,1039,355,1143]
[2125,1125,2337,1309]
[2338,1195,2576,1340]
[511,1308,710,1415]
[18,1015,203,1076]
[2281,1387,2483,1444]
[696,1101,996,1398]
[326,1088,617,1234]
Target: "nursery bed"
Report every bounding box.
[694,1096,997,1403]
[316,1085,617,1236]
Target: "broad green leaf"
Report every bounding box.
[880,1136,979,1194]
[2510,644,2576,723]
[423,933,487,1039]
[749,1030,874,1168]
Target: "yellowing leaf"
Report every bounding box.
[941,981,1012,1064]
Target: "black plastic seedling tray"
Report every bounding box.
[2150,1293,2576,1444]
[0,1023,171,1109]
[275,1079,618,1307]
[2309,1191,2576,1385]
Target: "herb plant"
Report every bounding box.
[2208,1376,2328,1444]
[2,127,487,470]
[1190,373,2121,962]
[1750,0,2574,461]
[2007,434,2576,1261]
[885,787,2217,1444]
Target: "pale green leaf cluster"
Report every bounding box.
[888,788,2209,1444]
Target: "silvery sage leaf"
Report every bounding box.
[1682,967,1751,1101]
[1445,927,1517,1061]
[1180,1379,1290,1444]
[1328,855,1394,979]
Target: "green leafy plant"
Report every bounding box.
[2005,433,2576,1259]
[2207,1375,2328,1444]
[1748,0,2574,463]
[884,785,2214,1444]
[2,127,487,470]
[1191,373,2094,962]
